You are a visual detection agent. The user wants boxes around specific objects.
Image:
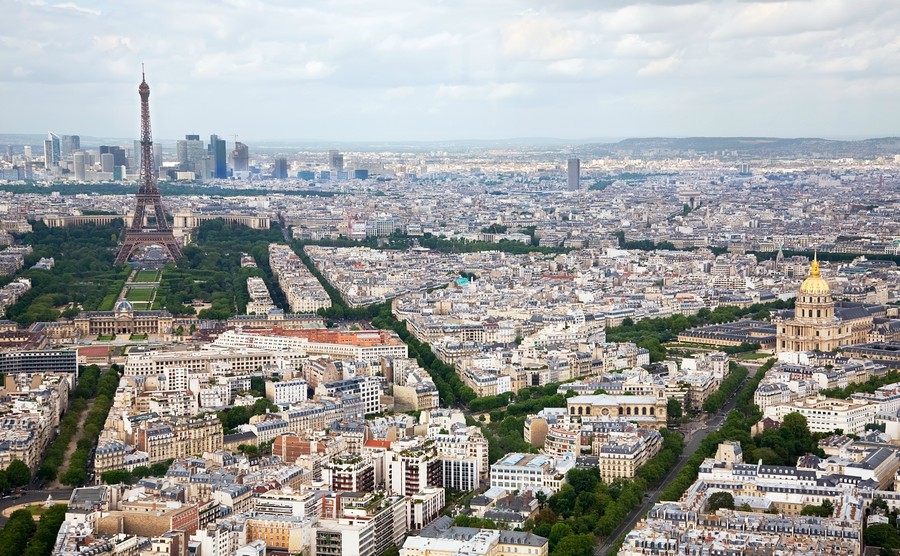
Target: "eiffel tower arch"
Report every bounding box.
[115,70,184,266]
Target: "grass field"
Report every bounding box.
[24,503,66,517]
[133,269,161,283]
[97,334,116,341]
[130,333,148,340]
[735,352,773,360]
[125,288,155,302]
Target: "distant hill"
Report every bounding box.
[581,136,900,158]
[1,133,897,157]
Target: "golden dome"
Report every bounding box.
[799,254,830,296]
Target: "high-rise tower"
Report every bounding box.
[115,70,184,265]
[567,158,580,190]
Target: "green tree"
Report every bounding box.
[552,533,594,556]
[238,444,259,457]
[800,499,833,517]
[705,491,735,513]
[101,470,134,485]
[866,523,900,549]
[781,412,811,440]
[667,398,683,421]
[548,522,574,550]
[6,459,31,488]
[22,504,67,556]
[0,508,37,556]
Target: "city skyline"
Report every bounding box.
[4,0,900,141]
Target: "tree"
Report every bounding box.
[866,523,900,549]
[6,459,31,488]
[132,465,151,479]
[552,533,594,556]
[781,412,811,440]
[23,504,67,556]
[237,444,259,456]
[548,522,574,550]
[800,499,833,517]
[667,398,683,421]
[747,447,781,465]
[705,491,735,513]
[101,469,134,485]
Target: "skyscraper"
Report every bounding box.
[61,135,80,159]
[153,144,162,177]
[100,153,115,173]
[45,132,60,166]
[176,135,207,177]
[567,158,580,190]
[73,151,86,181]
[209,134,227,178]
[328,150,344,175]
[273,158,288,179]
[100,145,127,167]
[232,142,249,174]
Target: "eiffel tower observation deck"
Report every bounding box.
[115,69,184,266]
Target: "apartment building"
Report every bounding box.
[489,453,574,495]
[763,395,878,435]
[266,378,309,406]
[401,517,548,556]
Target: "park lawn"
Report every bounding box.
[130,333,148,340]
[22,503,68,520]
[125,288,155,302]
[97,334,116,341]
[736,352,773,360]
[134,269,161,283]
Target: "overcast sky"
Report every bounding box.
[3,0,899,142]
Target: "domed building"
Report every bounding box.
[775,254,874,353]
[74,298,174,337]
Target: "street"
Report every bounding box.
[594,361,765,556]
[0,488,74,526]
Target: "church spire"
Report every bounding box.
[810,249,819,277]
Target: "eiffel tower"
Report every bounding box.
[115,69,184,265]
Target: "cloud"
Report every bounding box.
[2,0,900,140]
[26,0,101,16]
[501,15,585,60]
[638,57,680,76]
[436,82,530,101]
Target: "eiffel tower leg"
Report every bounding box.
[115,240,138,265]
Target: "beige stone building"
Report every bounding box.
[74,300,174,337]
[775,255,874,353]
[566,393,667,428]
[133,413,223,463]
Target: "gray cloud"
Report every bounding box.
[2,0,899,141]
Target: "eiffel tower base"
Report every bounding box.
[115,230,184,265]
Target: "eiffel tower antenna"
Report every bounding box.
[115,68,184,265]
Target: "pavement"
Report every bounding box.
[594,361,767,556]
[0,488,73,526]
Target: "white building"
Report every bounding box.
[266,378,308,406]
[489,453,574,495]
[763,395,878,435]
